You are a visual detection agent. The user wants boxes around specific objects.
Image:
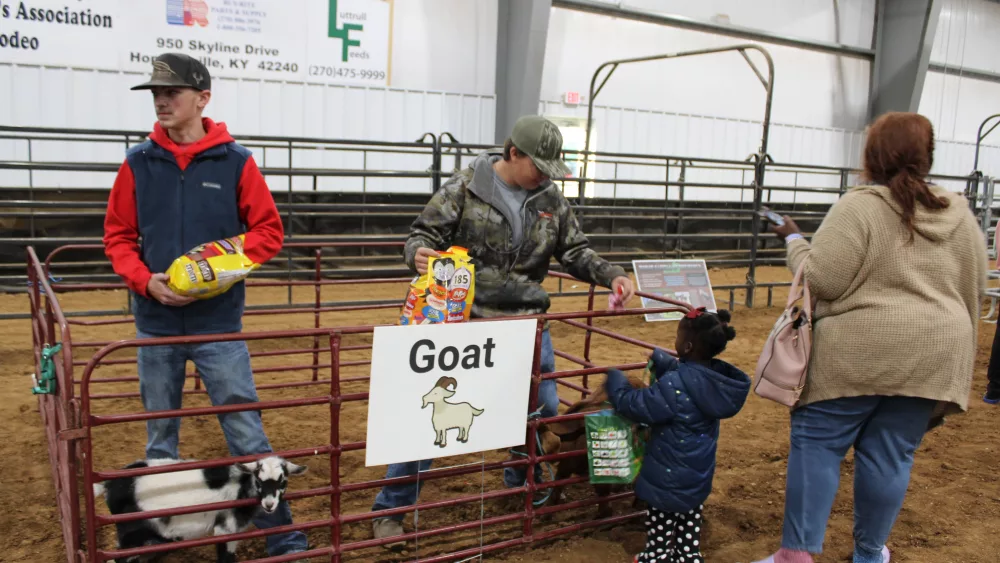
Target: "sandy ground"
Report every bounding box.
[1,266,998,563]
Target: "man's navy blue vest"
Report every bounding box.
[126,139,252,336]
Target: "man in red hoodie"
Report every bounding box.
[103,53,308,558]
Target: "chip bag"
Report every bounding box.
[165,234,260,299]
[585,409,646,485]
[399,246,475,325]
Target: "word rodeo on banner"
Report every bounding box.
[365,319,537,467]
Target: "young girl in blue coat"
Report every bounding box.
[605,307,751,563]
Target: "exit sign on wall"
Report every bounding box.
[564,91,581,105]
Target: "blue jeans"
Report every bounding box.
[371,329,559,521]
[780,396,936,563]
[136,330,309,556]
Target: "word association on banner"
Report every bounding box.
[0,1,113,51]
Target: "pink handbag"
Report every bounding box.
[754,259,813,407]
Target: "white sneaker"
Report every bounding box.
[882,546,891,562]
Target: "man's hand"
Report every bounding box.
[414,247,441,276]
[770,216,802,239]
[611,276,635,305]
[146,273,196,307]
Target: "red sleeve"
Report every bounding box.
[103,161,153,297]
[237,155,284,264]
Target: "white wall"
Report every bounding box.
[921,0,1000,143]
[533,0,876,202]
[538,99,863,204]
[542,1,874,132]
[918,0,1000,181]
[540,1,1000,186]
[391,0,497,97]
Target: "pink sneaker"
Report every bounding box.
[754,547,887,563]
[752,549,815,563]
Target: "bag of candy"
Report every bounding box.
[165,234,260,299]
[585,409,645,485]
[399,246,475,325]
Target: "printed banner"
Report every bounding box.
[632,259,718,322]
[0,0,392,86]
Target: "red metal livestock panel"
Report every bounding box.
[29,244,692,562]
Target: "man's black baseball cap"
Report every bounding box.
[131,53,211,91]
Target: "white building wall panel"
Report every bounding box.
[922,0,1000,177]
[543,3,874,131]
[0,64,496,195]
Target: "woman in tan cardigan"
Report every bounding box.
[752,112,987,563]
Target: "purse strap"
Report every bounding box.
[786,259,812,320]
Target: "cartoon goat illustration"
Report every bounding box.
[421,376,485,448]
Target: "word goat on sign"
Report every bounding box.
[421,376,485,448]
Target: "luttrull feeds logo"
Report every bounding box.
[328,0,364,62]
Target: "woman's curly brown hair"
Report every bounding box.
[862,112,950,240]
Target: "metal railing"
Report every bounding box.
[1,125,991,309]
[28,243,696,563]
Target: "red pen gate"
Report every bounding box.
[28,243,691,562]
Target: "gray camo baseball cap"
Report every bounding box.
[510,115,572,179]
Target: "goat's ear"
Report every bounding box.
[237,461,258,474]
[285,462,308,476]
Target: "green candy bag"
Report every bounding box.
[585,409,646,485]
[585,361,657,484]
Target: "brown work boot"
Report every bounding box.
[372,518,406,551]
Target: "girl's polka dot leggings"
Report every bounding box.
[635,504,704,562]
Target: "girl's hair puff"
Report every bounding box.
[679,308,736,358]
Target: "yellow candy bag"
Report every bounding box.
[165,234,260,299]
[399,246,475,325]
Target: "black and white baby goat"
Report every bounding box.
[92,456,307,563]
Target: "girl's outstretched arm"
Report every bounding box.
[605,368,679,425]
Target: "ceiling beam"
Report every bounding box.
[551,0,875,60]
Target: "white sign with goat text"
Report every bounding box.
[365,319,538,467]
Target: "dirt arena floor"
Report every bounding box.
[1,265,998,563]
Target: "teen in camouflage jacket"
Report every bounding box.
[404,149,627,319]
